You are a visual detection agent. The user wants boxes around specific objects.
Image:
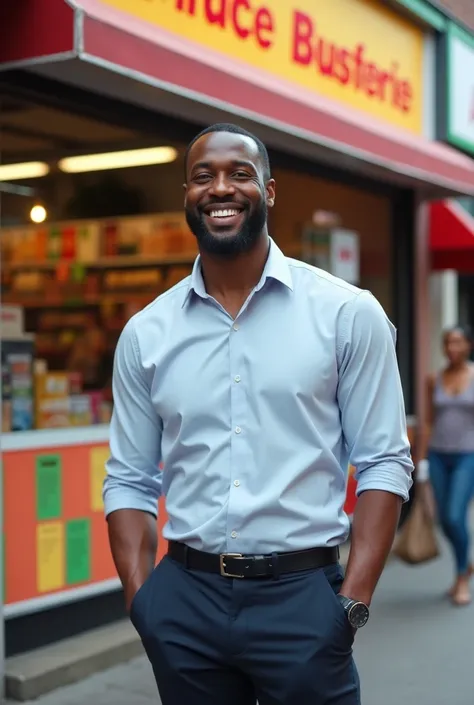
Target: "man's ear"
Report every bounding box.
[266,178,276,208]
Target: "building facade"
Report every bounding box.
[0,0,474,677]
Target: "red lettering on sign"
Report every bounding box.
[255,7,273,49]
[334,49,350,85]
[399,80,412,113]
[205,0,225,27]
[292,11,312,65]
[176,0,275,50]
[291,10,413,115]
[232,0,251,39]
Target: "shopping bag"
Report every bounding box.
[392,488,440,565]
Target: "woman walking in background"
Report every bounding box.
[419,325,474,606]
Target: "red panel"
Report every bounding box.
[80,14,474,192]
[430,201,474,251]
[3,450,37,604]
[62,446,91,521]
[91,513,116,582]
[0,0,74,65]
[344,474,358,517]
[157,497,168,563]
[430,200,474,272]
[432,250,474,273]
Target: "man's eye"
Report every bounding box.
[194,173,212,182]
[234,171,249,178]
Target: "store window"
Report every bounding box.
[1,94,194,433]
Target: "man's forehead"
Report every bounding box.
[189,132,260,165]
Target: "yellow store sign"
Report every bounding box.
[103,0,425,134]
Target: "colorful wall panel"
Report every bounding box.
[3,441,167,610]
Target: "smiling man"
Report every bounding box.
[104,123,413,705]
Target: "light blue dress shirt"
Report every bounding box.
[103,238,413,554]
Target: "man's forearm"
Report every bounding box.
[340,489,402,605]
[107,508,158,610]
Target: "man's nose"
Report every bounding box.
[209,173,235,197]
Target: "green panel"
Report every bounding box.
[36,455,62,521]
[66,518,91,585]
[392,0,446,30]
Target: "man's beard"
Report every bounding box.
[185,201,267,257]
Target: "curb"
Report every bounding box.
[5,620,143,701]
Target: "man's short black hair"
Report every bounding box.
[184,123,271,180]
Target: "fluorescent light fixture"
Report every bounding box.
[0,161,50,181]
[58,146,178,174]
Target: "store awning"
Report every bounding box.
[430,200,474,271]
[2,0,474,198]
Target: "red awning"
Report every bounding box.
[2,0,474,198]
[430,200,474,271]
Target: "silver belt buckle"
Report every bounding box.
[220,553,244,578]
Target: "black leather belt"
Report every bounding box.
[167,541,340,579]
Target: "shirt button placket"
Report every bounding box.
[228,319,246,551]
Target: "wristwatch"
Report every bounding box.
[338,595,370,629]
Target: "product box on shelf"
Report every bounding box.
[1,336,35,432]
[1,305,24,338]
[69,394,93,426]
[76,223,101,262]
[34,371,71,429]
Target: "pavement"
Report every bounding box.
[7,535,473,705]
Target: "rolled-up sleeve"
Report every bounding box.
[337,291,414,501]
[103,318,162,518]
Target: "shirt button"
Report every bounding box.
[234,375,241,383]
[235,426,242,434]
[233,323,239,331]
[233,480,240,487]
[231,531,238,539]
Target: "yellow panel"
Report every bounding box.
[90,446,109,512]
[36,522,64,593]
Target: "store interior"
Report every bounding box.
[1,89,394,433]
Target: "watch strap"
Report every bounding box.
[338,594,354,610]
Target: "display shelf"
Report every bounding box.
[2,424,110,452]
[2,252,197,272]
[2,292,160,308]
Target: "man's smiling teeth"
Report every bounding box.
[209,209,240,218]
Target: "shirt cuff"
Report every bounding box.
[355,463,413,503]
[103,488,159,518]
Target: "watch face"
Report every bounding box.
[348,602,369,629]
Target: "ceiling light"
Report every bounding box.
[58,146,178,174]
[30,205,47,224]
[0,162,50,181]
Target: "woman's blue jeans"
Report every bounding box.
[428,451,474,575]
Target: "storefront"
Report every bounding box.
[2,0,474,654]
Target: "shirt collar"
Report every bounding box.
[182,237,293,308]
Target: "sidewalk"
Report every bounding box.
[9,657,158,705]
